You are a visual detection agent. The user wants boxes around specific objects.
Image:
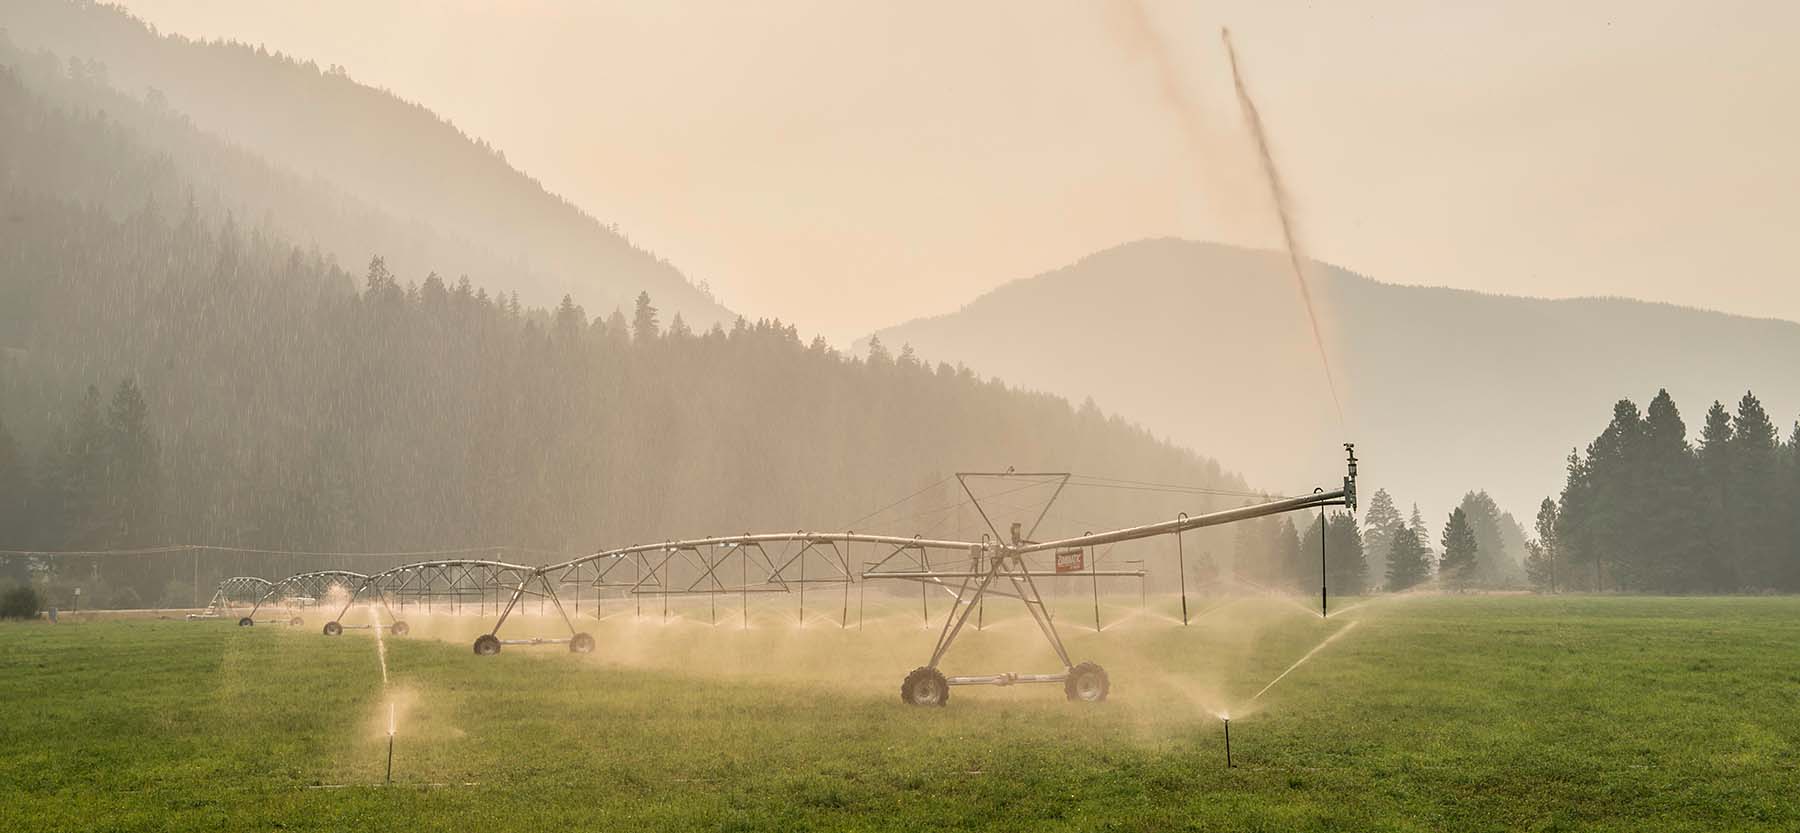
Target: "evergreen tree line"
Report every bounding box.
[1532,390,1800,593]
[1229,509,1366,597]
[1233,486,1534,596]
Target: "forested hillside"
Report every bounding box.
[0,63,1249,606]
[2,0,730,326]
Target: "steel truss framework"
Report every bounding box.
[245,448,1358,707]
[229,570,369,627]
[189,576,272,620]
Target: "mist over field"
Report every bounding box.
[2,2,1797,831]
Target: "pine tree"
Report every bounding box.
[1407,503,1434,572]
[1567,399,1644,591]
[104,379,161,548]
[866,335,892,367]
[1385,521,1430,591]
[1730,392,1781,589]
[1273,516,1301,589]
[1553,449,1594,590]
[554,294,586,337]
[1523,539,1552,592]
[631,291,659,341]
[363,255,400,305]
[1695,400,1735,590]
[1327,512,1366,597]
[420,272,449,310]
[60,385,108,549]
[604,308,630,348]
[1440,508,1479,591]
[1457,491,1514,586]
[1360,488,1402,589]
[1296,513,1365,596]
[1637,389,1704,591]
[1531,498,1559,592]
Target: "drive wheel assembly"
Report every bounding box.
[473,634,502,656]
[1064,661,1110,703]
[238,617,254,627]
[389,620,410,637]
[322,621,343,637]
[901,666,950,706]
[569,632,596,654]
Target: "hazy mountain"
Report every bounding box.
[2,0,730,326]
[869,239,1800,523]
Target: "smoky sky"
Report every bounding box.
[115,0,1800,344]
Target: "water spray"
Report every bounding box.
[1220,27,1345,428]
[1251,620,1358,702]
[385,702,396,784]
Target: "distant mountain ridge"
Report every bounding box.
[3,0,730,326]
[869,238,1800,524]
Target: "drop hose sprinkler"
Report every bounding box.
[388,705,399,784]
[1222,714,1233,768]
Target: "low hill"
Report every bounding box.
[869,239,1800,523]
[3,0,730,326]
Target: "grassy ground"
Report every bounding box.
[2,594,1797,832]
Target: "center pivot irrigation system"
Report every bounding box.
[232,570,371,629]
[222,447,1357,706]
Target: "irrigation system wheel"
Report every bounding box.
[569,632,595,654]
[901,666,950,706]
[323,621,343,637]
[473,634,502,656]
[289,616,304,626]
[238,617,254,627]
[1064,661,1110,703]
[390,620,410,636]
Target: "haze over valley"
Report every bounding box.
[5,5,1800,832]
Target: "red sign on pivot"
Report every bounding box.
[1055,548,1085,573]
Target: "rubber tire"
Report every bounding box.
[1065,661,1110,703]
[238,617,254,627]
[323,621,343,637]
[289,616,304,626]
[474,634,502,656]
[901,666,950,706]
[390,620,410,637]
[569,632,596,654]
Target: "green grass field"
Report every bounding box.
[3,594,1797,832]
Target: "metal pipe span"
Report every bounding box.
[1017,489,1347,554]
[543,532,984,573]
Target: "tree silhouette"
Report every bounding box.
[1439,508,1479,591]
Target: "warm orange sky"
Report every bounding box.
[117,0,1798,344]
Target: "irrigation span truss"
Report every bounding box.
[212,448,1359,706]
